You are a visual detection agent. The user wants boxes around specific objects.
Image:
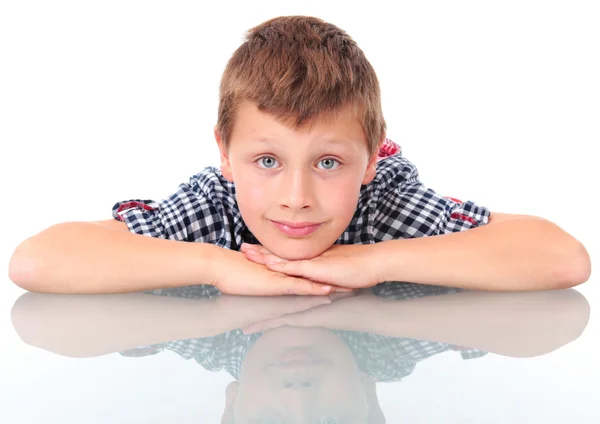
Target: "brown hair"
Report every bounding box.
[216,16,387,158]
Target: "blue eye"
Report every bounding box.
[317,158,340,170]
[257,156,279,169]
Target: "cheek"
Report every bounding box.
[234,177,271,215]
[320,180,361,215]
[240,186,266,210]
[234,382,278,419]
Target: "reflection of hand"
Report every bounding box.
[242,290,377,334]
[213,248,352,296]
[241,242,380,289]
[215,292,335,328]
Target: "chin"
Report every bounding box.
[269,241,331,261]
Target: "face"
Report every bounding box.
[215,101,380,260]
[228,327,373,423]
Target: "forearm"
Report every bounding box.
[11,293,229,357]
[11,292,333,357]
[8,222,220,294]
[376,217,590,291]
[346,289,590,357]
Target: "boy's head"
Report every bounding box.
[214,16,387,260]
[221,326,385,423]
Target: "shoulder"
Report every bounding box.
[353,154,420,222]
[189,166,237,200]
[183,166,241,219]
[372,154,420,192]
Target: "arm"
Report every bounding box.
[244,288,590,358]
[370,157,590,291]
[10,292,332,357]
[376,214,591,291]
[8,220,221,294]
[243,214,590,292]
[355,289,590,357]
[8,220,334,295]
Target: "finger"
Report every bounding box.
[330,286,356,293]
[244,250,269,265]
[264,255,288,264]
[268,260,332,285]
[268,261,357,293]
[240,243,260,253]
[267,260,307,277]
[242,296,331,334]
[280,276,332,296]
[241,242,273,255]
[245,249,288,266]
[269,262,356,291]
[255,245,273,255]
[289,295,332,309]
[242,317,286,334]
[328,291,359,301]
[242,312,309,334]
[269,294,331,312]
[243,306,321,333]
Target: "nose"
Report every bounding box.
[279,377,318,416]
[279,168,314,211]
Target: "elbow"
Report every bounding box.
[556,241,592,289]
[572,241,592,286]
[8,240,41,292]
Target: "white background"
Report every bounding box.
[0,0,598,422]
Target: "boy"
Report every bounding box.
[8,16,591,295]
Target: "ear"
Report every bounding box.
[221,381,239,424]
[215,126,234,182]
[361,134,386,185]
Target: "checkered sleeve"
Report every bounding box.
[111,180,224,243]
[373,156,491,241]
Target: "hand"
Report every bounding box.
[214,293,336,329]
[212,247,351,296]
[241,289,379,334]
[241,242,382,289]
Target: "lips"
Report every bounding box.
[270,220,322,237]
[268,347,329,368]
[271,220,321,228]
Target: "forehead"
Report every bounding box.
[232,101,367,147]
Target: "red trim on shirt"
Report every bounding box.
[377,138,401,159]
[451,212,478,226]
[444,196,463,204]
[116,201,156,221]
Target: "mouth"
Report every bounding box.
[270,220,323,237]
[268,347,330,368]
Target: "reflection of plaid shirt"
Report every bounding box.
[111,139,490,249]
[121,283,487,383]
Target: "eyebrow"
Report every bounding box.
[254,136,354,149]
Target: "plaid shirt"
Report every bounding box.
[112,139,491,248]
[121,283,487,382]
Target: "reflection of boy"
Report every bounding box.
[121,284,486,423]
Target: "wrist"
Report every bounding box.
[187,242,225,288]
[369,240,400,283]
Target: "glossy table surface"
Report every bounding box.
[1,281,597,423]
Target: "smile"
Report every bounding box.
[270,220,322,237]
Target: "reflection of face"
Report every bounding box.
[232,326,371,423]
[217,101,379,261]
